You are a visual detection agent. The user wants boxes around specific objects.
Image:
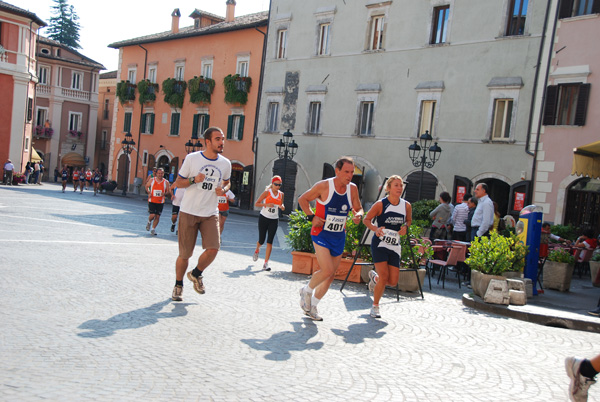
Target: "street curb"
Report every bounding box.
[462,293,600,334]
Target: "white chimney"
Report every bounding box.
[226,0,236,23]
[171,9,181,33]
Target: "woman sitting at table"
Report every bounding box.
[573,229,598,259]
[363,175,411,319]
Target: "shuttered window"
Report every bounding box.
[543,83,590,126]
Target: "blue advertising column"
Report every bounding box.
[516,205,543,295]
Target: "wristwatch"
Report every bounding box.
[189,176,195,185]
[307,214,315,221]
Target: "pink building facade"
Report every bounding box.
[534,3,600,233]
[0,2,45,173]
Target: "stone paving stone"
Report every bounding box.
[1,184,599,401]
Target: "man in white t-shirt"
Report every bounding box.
[171,127,232,301]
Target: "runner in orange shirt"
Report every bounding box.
[145,168,170,236]
[72,168,80,192]
[217,188,236,235]
[253,175,285,271]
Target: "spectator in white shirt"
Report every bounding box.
[471,183,494,240]
[450,193,471,241]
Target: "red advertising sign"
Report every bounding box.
[456,186,466,203]
[514,192,526,211]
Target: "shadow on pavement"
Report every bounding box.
[241,321,324,361]
[222,265,263,278]
[331,315,388,344]
[77,299,193,338]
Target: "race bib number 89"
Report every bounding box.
[324,215,346,232]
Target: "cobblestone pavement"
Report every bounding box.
[1,184,599,401]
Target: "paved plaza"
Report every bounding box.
[1,183,599,401]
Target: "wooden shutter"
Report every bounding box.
[559,0,574,18]
[574,83,591,126]
[149,113,155,134]
[226,115,233,139]
[204,115,210,133]
[238,116,245,140]
[140,113,146,133]
[192,114,199,138]
[543,85,558,126]
[124,113,131,131]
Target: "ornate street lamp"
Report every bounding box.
[121,131,135,196]
[185,130,204,154]
[275,130,299,212]
[408,130,442,200]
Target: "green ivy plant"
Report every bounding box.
[116,80,136,104]
[162,78,187,108]
[465,231,528,275]
[344,211,369,260]
[549,224,577,242]
[547,248,576,264]
[188,76,216,104]
[592,253,600,262]
[137,79,159,105]
[223,74,252,104]
[400,224,433,268]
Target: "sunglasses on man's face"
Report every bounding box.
[273,183,282,186]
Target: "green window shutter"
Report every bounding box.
[204,114,210,133]
[227,115,233,139]
[150,113,155,134]
[175,113,180,135]
[140,113,147,133]
[238,115,245,140]
[574,83,591,126]
[170,114,178,135]
[192,114,199,138]
[543,86,558,126]
[124,112,131,132]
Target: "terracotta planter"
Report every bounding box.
[396,268,427,292]
[589,261,600,287]
[543,261,574,292]
[333,258,363,283]
[291,251,314,275]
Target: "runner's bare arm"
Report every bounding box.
[350,184,364,224]
[363,201,384,237]
[255,190,270,208]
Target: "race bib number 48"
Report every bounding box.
[324,215,346,232]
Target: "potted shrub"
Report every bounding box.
[188,76,216,104]
[137,79,159,105]
[466,231,528,298]
[285,210,315,275]
[590,253,600,287]
[116,80,136,104]
[333,212,367,283]
[411,199,439,236]
[396,225,433,292]
[543,248,576,292]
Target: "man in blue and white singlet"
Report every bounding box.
[298,156,364,321]
[363,175,412,318]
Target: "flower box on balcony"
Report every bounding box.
[188,76,215,104]
[137,79,159,105]
[224,74,252,105]
[162,78,187,108]
[116,80,136,104]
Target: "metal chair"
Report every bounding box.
[428,245,463,289]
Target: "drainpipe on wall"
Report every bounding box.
[526,0,560,203]
[134,44,148,190]
[22,20,36,171]
[250,0,272,209]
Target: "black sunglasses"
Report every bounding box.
[273,183,282,186]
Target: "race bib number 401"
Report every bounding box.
[324,215,346,232]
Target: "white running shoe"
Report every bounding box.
[368,270,379,292]
[306,305,323,321]
[146,222,151,231]
[263,262,271,271]
[299,288,311,313]
[566,357,596,402]
[171,285,183,301]
[150,229,157,236]
[370,306,381,318]
[253,250,259,262]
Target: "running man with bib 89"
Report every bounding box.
[298,157,364,321]
[171,127,231,302]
